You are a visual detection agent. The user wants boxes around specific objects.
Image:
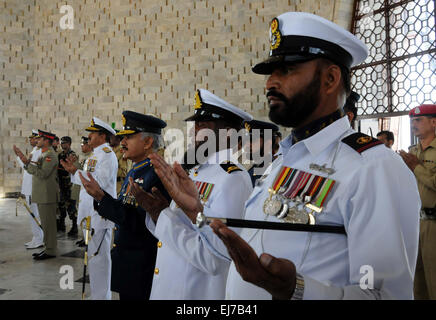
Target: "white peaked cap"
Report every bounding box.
[185,89,253,125]
[253,12,368,74]
[85,116,116,135]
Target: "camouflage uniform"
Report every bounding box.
[58,149,78,233]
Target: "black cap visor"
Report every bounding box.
[252,54,318,75]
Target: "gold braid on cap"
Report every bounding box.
[194,90,202,110]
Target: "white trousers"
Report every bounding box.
[26,195,44,243]
[88,228,112,300]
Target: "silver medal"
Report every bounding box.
[263,197,283,216]
[292,208,309,224]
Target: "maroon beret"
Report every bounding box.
[409,104,436,118]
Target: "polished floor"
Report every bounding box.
[0,198,116,300]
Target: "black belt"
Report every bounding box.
[422,208,436,216]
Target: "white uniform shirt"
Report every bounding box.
[71,143,118,230]
[146,149,253,299]
[17,147,42,196]
[225,116,420,300]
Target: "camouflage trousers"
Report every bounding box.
[59,185,77,221]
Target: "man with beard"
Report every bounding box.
[243,120,280,186]
[150,12,420,299]
[131,89,253,299]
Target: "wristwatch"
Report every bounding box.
[291,273,305,300]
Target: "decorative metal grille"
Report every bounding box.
[351,0,436,118]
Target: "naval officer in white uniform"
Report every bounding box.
[61,117,118,300]
[153,12,421,300]
[136,89,253,299]
[16,130,44,249]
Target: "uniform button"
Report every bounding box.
[157,241,162,248]
[113,244,117,248]
[114,227,117,231]
[154,268,159,275]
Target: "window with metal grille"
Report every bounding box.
[351,0,435,120]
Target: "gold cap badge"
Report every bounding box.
[270,18,281,51]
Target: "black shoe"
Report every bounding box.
[75,239,83,245]
[32,251,45,257]
[33,253,56,260]
[76,239,85,247]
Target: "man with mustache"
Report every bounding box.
[150,12,421,299]
[135,89,253,299]
[78,111,171,300]
[399,104,436,300]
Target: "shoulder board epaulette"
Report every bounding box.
[102,147,112,153]
[220,161,242,174]
[341,132,383,154]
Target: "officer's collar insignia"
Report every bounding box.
[415,107,420,114]
[103,147,112,153]
[194,90,202,110]
[270,18,282,52]
[245,122,251,133]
